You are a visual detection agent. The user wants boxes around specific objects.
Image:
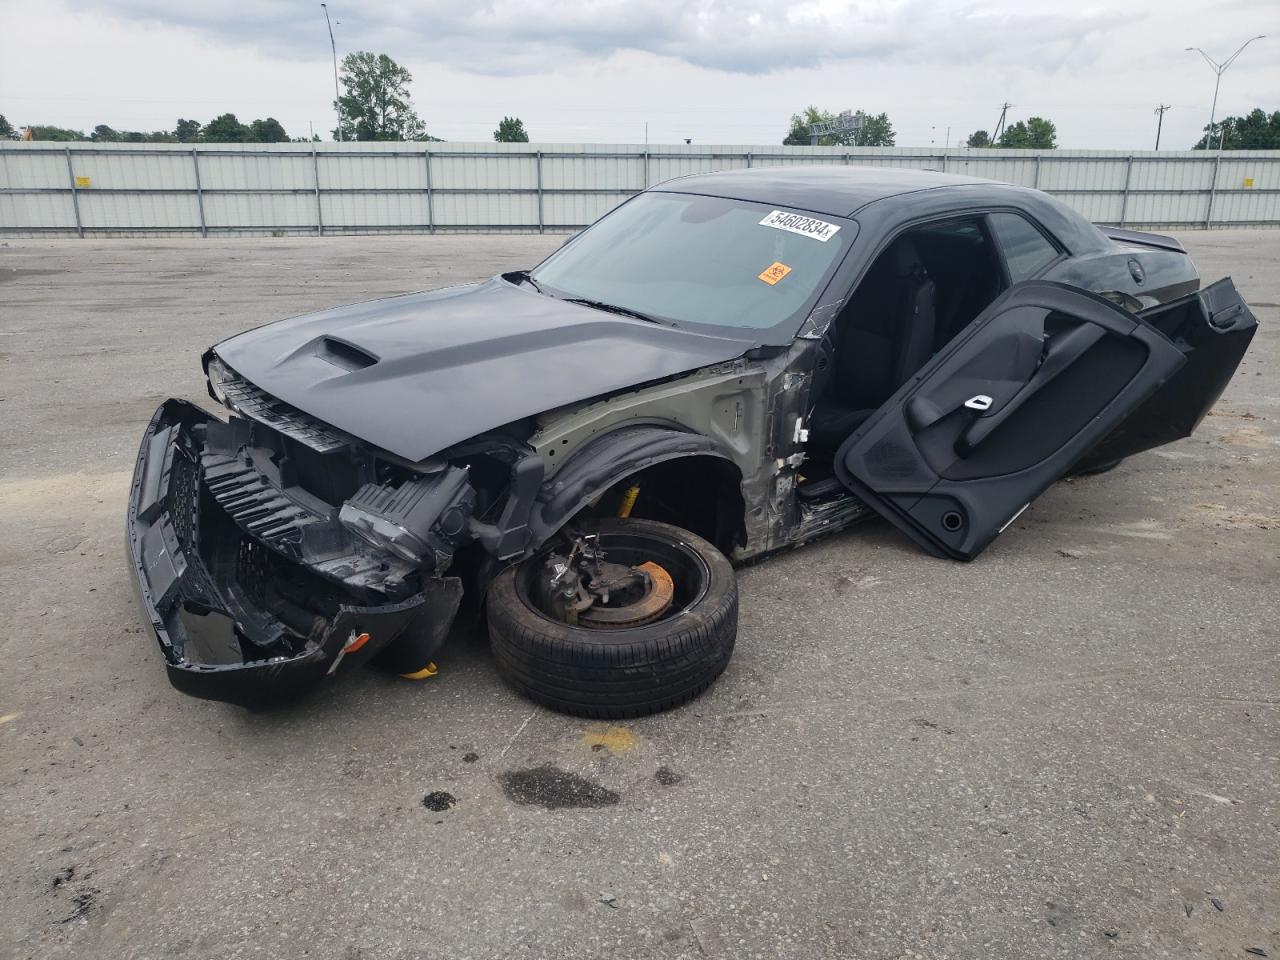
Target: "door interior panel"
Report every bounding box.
[836,281,1189,560]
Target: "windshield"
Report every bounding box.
[531,191,855,332]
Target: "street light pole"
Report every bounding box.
[1185,36,1267,149]
[321,3,342,142]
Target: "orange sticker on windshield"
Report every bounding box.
[758,261,792,285]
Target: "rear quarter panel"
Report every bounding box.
[1046,243,1200,311]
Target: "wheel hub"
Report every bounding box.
[541,535,676,628]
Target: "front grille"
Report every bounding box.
[236,538,270,608]
[167,444,200,547]
[214,362,350,454]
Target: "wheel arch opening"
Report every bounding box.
[580,455,747,557]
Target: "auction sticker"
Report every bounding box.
[758,261,792,285]
[759,210,840,242]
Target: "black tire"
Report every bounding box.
[1070,457,1125,477]
[486,518,737,718]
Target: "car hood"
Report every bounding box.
[212,276,753,462]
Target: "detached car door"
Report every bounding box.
[835,279,1220,560]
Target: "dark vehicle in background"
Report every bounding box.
[126,167,1257,714]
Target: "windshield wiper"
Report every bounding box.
[562,297,666,325]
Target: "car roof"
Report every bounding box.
[657,165,1004,218]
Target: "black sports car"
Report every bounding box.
[127,166,1257,713]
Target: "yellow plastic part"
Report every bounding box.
[617,484,640,518]
[400,662,439,680]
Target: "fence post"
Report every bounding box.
[64,145,84,239]
[643,149,649,189]
[1033,154,1042,189]
[191,148,207,238]
[746,150,752,169]
[312,145,323,237]
[1204,153,1222,229]
[424,147,435,234]
[1119,155,1133,227]
[536,150,544,234]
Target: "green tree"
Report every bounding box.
[203,113,251,142]
[174,118,201,142]
[1193,108,1280,150]
[782,107,894,146]
[90,123,173,142]
[335,52,428,141]
[0,115,15,138]
[25,125,86,141]
[494,116,529,142]
[857,113,895,146]
[997,116,1057,149]
[783,106,827,144]
[965,129,991,148]
[249,117,290,142]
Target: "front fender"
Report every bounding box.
[528,424,737,546]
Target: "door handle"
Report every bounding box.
[956,322,1106,456]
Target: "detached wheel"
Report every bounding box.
[487,518,737,718]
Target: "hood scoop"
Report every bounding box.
[317,336,379,371]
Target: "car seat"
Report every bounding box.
[808,236,937,449]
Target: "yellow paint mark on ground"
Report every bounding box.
[582,725,637,755]
[0,713,20,726]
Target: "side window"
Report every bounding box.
[989,212,1061,282]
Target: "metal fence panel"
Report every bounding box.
[1,142,1277,237]
[0,192,77,228]
[79,190,199,230]
[0,149,68,189]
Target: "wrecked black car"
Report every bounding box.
[127,167,1257,714]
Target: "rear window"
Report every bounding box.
[989,212,1061,282]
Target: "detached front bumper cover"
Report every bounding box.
[126,400,461,708]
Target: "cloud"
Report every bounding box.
[66,0,1115,76]
[10,0,1275,148]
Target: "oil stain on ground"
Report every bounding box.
[422,791,456,812]
[654,766,683,786]
[500,764,620,809]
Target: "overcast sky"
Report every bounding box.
[2,0,1277,149]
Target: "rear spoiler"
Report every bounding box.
[1098,226,1186,254]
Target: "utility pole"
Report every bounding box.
[1153,104,1171,149]
[992,102,1012,146]
[1185,36,1267,149]
[321,3,343,141]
